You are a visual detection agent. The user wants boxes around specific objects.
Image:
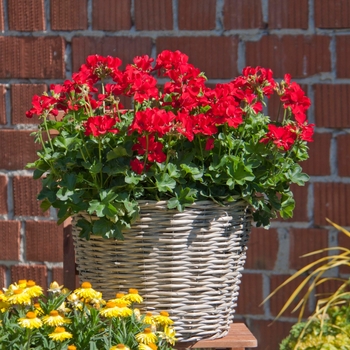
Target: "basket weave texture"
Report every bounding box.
[72,200,252,342]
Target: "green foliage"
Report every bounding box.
[280,300,350,350]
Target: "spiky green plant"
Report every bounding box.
[263,219,350,349]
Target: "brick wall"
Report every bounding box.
[0,0,349,348]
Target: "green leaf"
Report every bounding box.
[280,193,295,219]
[288,165,310,185]
[92,219,124,240]
[60,173,77,191]
[107,146,130,160]
[56,187,75,201]
[88,200,105,217]
[76,219,93,239]
[167,197,180,210]
[89,162,103,174]
[40,199,52,212]
[167,163,181,178]
[155,173,176,192]
[180,163,203,181]
[37,187,57,203]
[125,172,141,185]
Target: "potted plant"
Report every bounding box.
[25,50,314,341]
[265,219,350,349]
[0,279,176,350]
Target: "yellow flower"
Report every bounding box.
[143,311,155,325]
[110,292,131,306]
[57,301,71,313]
[17,279,27,288]
[160,325,177,345]
[48,281,64,294]
[49,327,73,342]
[134,308,141,320]
[100,301,132,318]
[74,282,100,301]
[135,328,158,344]
[34,302,44,315]
[18,311,42,329]
[124,288,143,304]
[42,310,71,326]
[67,346,77,350]
[25,280,43,298]
[110,344,131,350]
[67,292,83,309]
[154,311,174,326]
[0,291,10,311]
[7,288,31,305]
[138,343,158,350]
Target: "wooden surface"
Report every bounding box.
[176,323,257,349]
[63,221,77,290]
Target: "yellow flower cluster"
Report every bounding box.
[0,280,177,350]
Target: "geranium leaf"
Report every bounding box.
[107,146,130,160]
[155,173,176,192]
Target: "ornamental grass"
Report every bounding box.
[0,280,176,350]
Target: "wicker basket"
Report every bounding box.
[72,200,252,342]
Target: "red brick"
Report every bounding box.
[302,133,331,176]
[156,36,239,79]
[7,0,45,31]
[245,227,278,270]
[337,36,350,78]
[314,183,350,226]
[0,84,5,125]
[51,0,87,30]
[12,176,50,217]
[71,36,152,73]
[26,221,63,262]
[337,134,350,176]
[270,274,311,318]
[0,130,41,170]
[246,35,331,78]
[134,0,173,30]
[0,221,20,260]
[223,0,263,29]
[280,184,309,223]
[289,228,329,270]
[0,266,6,289]
[315,84,350,127]
[315,0,350,28]
[269,0,308,29]
[0,37,65,79]
[236,273,264,315]
[316,277,348,299]
[52,267,64,287]
[179,0,216,30]
[0,175,7,214]
[92,0,131,31]
[249,319,296,350]
[11,265,47,291]
[0,0,3,32]
[11,84,47,125]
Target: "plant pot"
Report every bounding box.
[71,199,252,342]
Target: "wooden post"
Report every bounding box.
[63,219,76,290]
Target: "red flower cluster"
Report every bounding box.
[26,50,314,173]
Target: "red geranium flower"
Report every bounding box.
[83,115,119,137]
